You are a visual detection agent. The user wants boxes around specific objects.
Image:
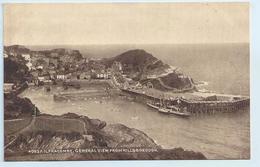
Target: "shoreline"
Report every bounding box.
[4,95,207,160]
[5,81,250,160]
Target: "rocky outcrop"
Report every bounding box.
[100,124,158,148]
[4,94,39,120]
[4,56,30,83]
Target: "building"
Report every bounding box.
[26,62,33,70]
[4,83,14,93]
[49,58,58,68]
[112,61,123,72]
[21,54,31,62]
[21,54,33,70]
[48,70,57,79]
[178,74,187,79]
[36,65,43,70]
[145,81,154,89]
[92,71,110,79]
[4,51,8,58]
[65,73,72,79]
[79,72,91,80]
[37,76,45,82]
[56,72,71,80]
[57,74,66,80]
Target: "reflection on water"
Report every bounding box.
[20,87,250,159]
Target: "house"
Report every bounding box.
[49,58,58,68]
[112,61,123,72]
[178,75,187,79]
[38,71,50,80]
[92,72,107,79]
[20,54,33,70]
[48,70,56,79]
[57,74,66,80]
[65,73,72,79]
[145,81,154,89]
[21,54,31,62]
[4,83,14,93]
[4,51,8,58]
[79,72,91,80]
[37,76,45,82]
[37,74,52,85]
[26,62,33,70]
[56,72,72,80]
[106,69,112,79]
[36,65,43,70]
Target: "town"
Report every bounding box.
[4,45,250,119]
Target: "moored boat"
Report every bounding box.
[147,102,160,110]
[158,106,190,117]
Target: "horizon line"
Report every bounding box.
[4,42,250,47]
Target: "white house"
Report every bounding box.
[26,62,33,70]
[21,54,31,62]
[57,74,66,80]
[38,76,45,82]
[36,66,43,70]
[4,53,8,58]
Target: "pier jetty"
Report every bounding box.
[120,88,250,115]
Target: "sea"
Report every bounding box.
[22,43,250,159]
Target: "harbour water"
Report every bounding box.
[20,87,250,159]
[23,43,250,159]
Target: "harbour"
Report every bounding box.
[19,85,250,159]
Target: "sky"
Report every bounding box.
[3,3,249,45]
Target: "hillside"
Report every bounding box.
[103,49,169,77]
[35,48,83,60]
[4,45,83,65]
[5,112,206,160]
[4,45,31,54]
[4,56,30,83]
[4,94,40,120]
[103,49,194,91]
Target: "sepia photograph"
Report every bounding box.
[3,3,250,161]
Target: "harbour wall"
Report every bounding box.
[53,89,121,101]
[120,88,250,114]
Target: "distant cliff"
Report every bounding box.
[4,45,31,54]
[5,45,82,58]
[4,45,83,67]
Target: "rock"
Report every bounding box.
[101,124,158,148]
[4,95,39,119]
[89,119,107,129]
